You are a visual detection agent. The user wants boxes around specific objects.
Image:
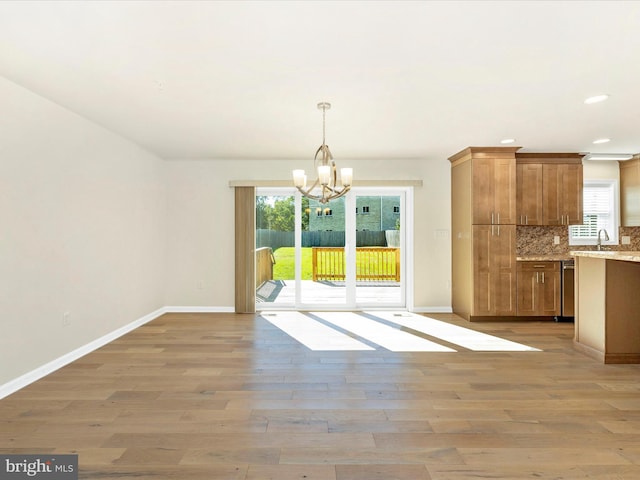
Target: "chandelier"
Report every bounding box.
[292,102,353,204]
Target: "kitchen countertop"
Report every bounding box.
[516,254,574,262]
[570,250,640,263]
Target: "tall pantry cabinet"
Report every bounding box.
[449,147,519,321]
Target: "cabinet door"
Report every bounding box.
[620,159,640,227]
[473,225,516,316]
[494,157,517,224]
[516,163,543,225]
[562,164,583,225]
[516,268,538,315]
[543,164,583,225]
[472,158,496,225]
[517,262,561,316]
[539,268,561,316]
[472,157,516,225]
[542,164,563,225]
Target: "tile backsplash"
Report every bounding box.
[516,226,640,256]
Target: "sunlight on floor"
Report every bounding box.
[366,311,540,352]
[262,311,540,352]
[312,311,455,352]
[261,311,374,351]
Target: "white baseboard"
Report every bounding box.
[163,306,235,313]
[412,306,453,314]
[0,307,167,400]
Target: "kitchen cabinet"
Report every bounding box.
[573,251,640,363]
[543,163,583,225]
[515,153,584,226]
[620,156,640,227]
[473,156,516,225]
[516,261,560,316]
[474,225,517,316]
[516,163,543,225]
[450,146,519,320]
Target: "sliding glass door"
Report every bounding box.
[256,187,407,310]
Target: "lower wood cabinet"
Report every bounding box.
[473,225,517,317]
[517,261,561,316]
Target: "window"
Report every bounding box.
[569,179,618,246]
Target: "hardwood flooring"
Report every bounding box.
[1,312,640,479]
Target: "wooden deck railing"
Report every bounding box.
[255,247,275,287]
[312,247,400,282]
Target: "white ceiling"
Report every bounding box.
[1,1,639,161]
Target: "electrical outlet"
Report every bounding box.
[62,312,70,327]
[622,235,631,245]
[553,236,560,245]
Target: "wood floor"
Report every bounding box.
[2,312,640,479]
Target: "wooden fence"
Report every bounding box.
[256,229,388,250]
[312,247,400,282]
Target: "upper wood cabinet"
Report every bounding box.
[542,163,583,225]
[620,156,640,227]
[516,153,584,226]
[449,147,517,226]
[472,156,516,225]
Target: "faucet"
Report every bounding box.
[597,229,610,250]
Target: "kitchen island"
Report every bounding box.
[572,250,640,363]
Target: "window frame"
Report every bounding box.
[568,179,619,247]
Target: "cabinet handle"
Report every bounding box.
[525,215,528,225]
[536,272,539,283]
[533,265,545,268]
[491,212,495,225]
[497,224,500,236]
[497,212,500,224]
[541,272,545,283]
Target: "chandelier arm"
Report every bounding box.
[296,186,323,202]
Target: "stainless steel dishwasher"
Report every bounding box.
[558,259,575,321]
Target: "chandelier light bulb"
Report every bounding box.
[341,168,353,187]
[293,169,306,188]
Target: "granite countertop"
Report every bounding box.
[570,250,640,263]
[516,254,574,262]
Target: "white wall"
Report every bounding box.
[0,77,167,386]
[583,159,620,181]
[163,157,452,311]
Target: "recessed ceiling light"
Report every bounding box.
[584,94,609,104]
[593,138,610,144]
[500,138,515,144]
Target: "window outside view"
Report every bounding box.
[255,194,402,307]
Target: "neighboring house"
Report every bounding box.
[308,196,400,231]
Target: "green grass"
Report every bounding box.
[272,247,398,281]
[272,247,313,280]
